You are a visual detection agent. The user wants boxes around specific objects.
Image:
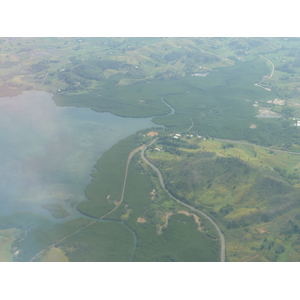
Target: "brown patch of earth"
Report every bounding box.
[255,228,269,234]
[273,98,286,105]
[256,108,280,118]
[258,108,278,115]
[150,189,156,200]
[254,83,271,91]
[289,102,300,107]
[137,217,146,223]
[241,253,260,262]
[157,211,205,235]
[157,212,174,235]
[146,131,158,137]
[178,210,204,231]
[150,189,156,195]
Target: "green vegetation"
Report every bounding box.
[110,144,219,261]
[53,55,300,148]
[0,228,21,261]
[0,212,58,262]
[2,37,300,148]
[57,221,135,262]
[146,137,300,261]
[132,213,219,262]
[2,38,300,261]
[77,133,220,261]
[77,135,140,218]
[53,81,171,118]
[42,204,70,219]
[12,215,92,262]
[39,247,69,262]
[0,212,133,262]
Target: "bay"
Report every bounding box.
[0,91,157,222]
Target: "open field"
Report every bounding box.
[39,247,69,262]
[0,228,21,261]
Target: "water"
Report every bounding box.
[0,91,157,222]
[161,97,175,115]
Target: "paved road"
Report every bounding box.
[141,138,226,262]
[139,134,300,262]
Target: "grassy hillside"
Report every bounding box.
[76,133,220,261]
[146,136,300,261]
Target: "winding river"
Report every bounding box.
[161,97,175,115]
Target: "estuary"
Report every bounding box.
[0,91,157,222]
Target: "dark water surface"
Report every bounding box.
[0,91,156,222]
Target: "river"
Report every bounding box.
[0,91,157,222]
[161,97,175,115]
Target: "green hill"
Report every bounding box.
[146,137,300,261]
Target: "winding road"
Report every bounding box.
[101,144,145,219]
[260,55,275,78]
[29,144,145,262]
[141,138,226,262]
[140,133,300,263]
[31,79,295,262]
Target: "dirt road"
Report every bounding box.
[186,117,194,132]
[101,144,145,218]
[29,144,145,262]
[260,55,275,78]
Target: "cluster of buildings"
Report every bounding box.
[172,133,204,139]
[173,133,181,139]
[292,118,300,127]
